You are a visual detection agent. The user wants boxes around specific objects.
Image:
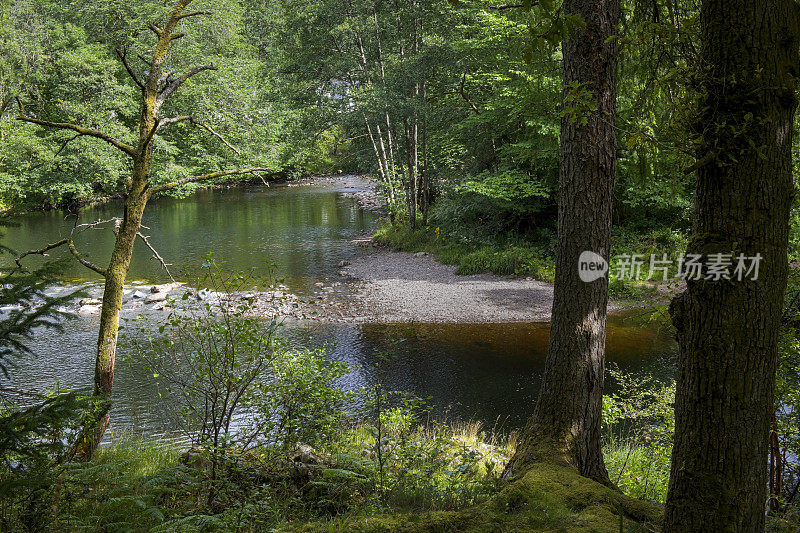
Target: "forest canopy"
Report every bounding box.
[2,0,700,236]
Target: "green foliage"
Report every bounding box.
[259,0,699,231]
[373,222,556,281]
[293,460,662,533]
[265,349,351,452]
[16,413,511,531]
[127,260,351,459]
[0,263,77,376]
[0,0,345,209]
[457,170,550,206]
[0,218,87,530]
[129,265,277,453]
[602,365,675,503]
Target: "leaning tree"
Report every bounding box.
[15,0,268,459]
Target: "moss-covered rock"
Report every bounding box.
[285,462,662,532]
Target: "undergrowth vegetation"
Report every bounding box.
[12,417,511,531]
[373,204,688,295]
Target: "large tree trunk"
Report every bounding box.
[74,91,157,457]
[504,0,618,483]
[663,1,799,530]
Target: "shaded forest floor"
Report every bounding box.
[30,420,667,533]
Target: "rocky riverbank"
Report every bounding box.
[20,245,561,325]
[287,174,386,213]
[3,175,566,324]
[331,249,558,322]
[29,281,311,320]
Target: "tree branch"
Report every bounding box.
[141,119,160,152]
[150,167,271,194]
[68,239,106,276]
[147,23,164,38]
[16,103,136,157]
[138,54,153,69]
[157,65,218,103]
[157,115,192,130]
[14,223,108,277]
[683,150,717,175]
[14,219,117,275]
[176,10,213,20]
[458,73,481,114]
[26,133,82,172]
[191,120,241,155]
[158,69,176,87]
[116,48,144,90]
[137,232,175,282]
[490,3,527,11]
[14,238,70,270]
[157,115,240,154]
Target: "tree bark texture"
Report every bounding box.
[504,0,619,483]
[664,1,799,530]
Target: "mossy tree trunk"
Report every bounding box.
[663,1,800,530]
[504,0,619,483]
[18,0,268,459]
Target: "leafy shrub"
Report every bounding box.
[128,264,281,455]
[429,188,554,245]
[260,349,351,452]
[602,365,675,502]
[127,260,352,507]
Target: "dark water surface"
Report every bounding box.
[4,180,676,438]
[10,315,675,438]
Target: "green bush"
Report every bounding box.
[373,222,556,281]
[601,365,675,503]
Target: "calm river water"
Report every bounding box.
[2,178,677,439]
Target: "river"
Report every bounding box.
[1,177,677,439]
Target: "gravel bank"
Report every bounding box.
[338,250,556,323]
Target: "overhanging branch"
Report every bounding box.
[157,115,192,130]
[116,48,144,90]
[16,101,136,157]
[26,133,81,172]
[147,23,164,38]
[137,232,175,282]
[14,219,113,277]
[177,10,213,20]
[157,115,241,154]
[150,167,271,194]
[68,239,106,276]
[14,238,70,270]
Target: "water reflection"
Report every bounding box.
[2,182,676,440]
[9,316,675,439]
[1,182,378,294]
[290,318,676,429]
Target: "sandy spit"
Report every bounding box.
[335,249,556,323]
